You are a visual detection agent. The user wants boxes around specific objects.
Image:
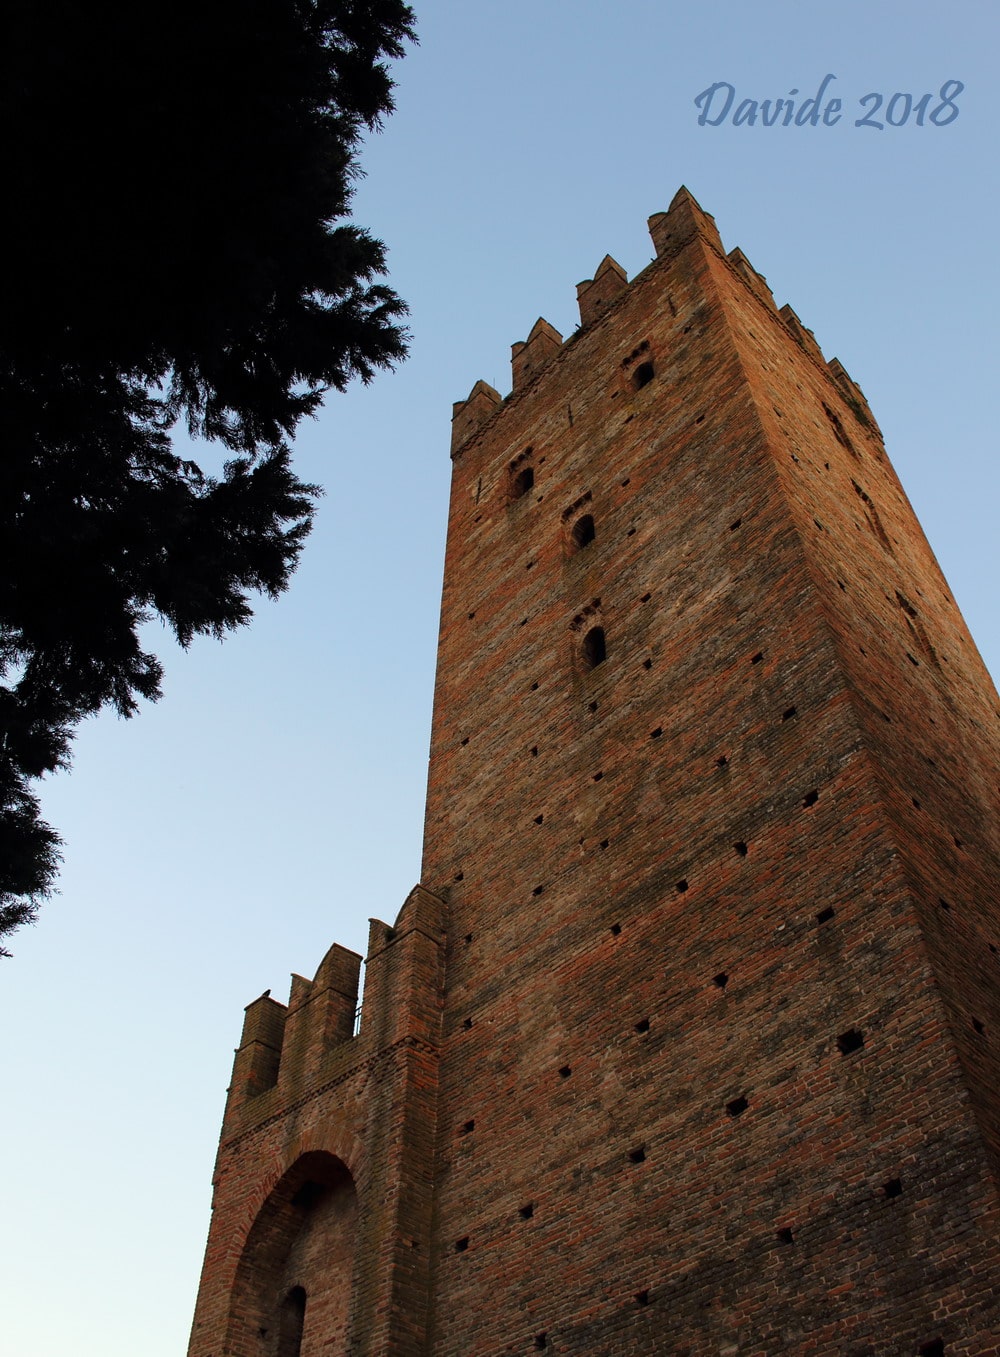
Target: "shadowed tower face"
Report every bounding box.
[189,190,1000,1357]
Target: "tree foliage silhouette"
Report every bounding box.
[0,0,416,953]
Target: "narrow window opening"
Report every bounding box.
[816,907,835,925]
[676,879,689,893]
[460,737,469,746]
[912,797,921,809]
[592,771,604,782]
[729,518,742,532]
[519,1202,534,1219]
[713,972,729,989]
[782,707,797,721]
[973,1018,985,1034]
[277,1286,307,1357]
[532,885,545,896]
[918,1341,945,1357]
[776,1227,795,1246]
[599,839,610,850]
[634,1018,650,1034]
[558,1065,572,1078]
[467,611,476,619]
[803,790,819,807]
[461,1119,475,1135]
[572,514,596,550]
[462,1017,473,1029]
[640,592,651,603]
[642,658,653,670]
[627,527,636,537]
[588,700,599,712]
[534,1335,548,1350]
[530,746,539,757]
[628,1145,646,1163]
[453,871,464,882]
[534,814,544,825]
[716,755,728,767]
[837,1028,865,1057]
[582,626,607,669]
[464,933,473,944]
[634,1289,650,1306]
[882,1178,903,1199]
[621,477,631,486]
[734,842,748,857]
[650,727,663,739]
[632,361,655,389]
[610,923,622,936]
[938,898,951,912]
[511,466,534,499]
[726,1096,748,1118]
[454,1236,469,1252]
[531,681,539,691]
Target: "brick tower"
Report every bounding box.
[187,189,1000,1356]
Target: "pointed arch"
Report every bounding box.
[226,1151,357,1356]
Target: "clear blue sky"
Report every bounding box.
[2,4,997,1353]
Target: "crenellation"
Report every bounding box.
[227,992,287,1110]
[647,184,725,259]
[576,255,628,326]
[828,357,881,436]
[511,316,563,391]
[450,378,502,456]
[727,245,777,311]
[779,302,826,362]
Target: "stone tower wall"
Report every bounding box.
[189,190,1000,1357]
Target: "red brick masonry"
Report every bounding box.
[188,189,1000,1357]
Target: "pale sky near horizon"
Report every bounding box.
[2,4,997,1354]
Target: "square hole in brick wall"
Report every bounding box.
[628,1145,646,1163]
[726,1096,748,1118]
[836,1028,864,1056]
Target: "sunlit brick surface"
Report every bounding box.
[189,191,1000,1356]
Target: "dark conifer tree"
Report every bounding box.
[0,0,416,952]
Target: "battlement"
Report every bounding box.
[449,184,877,455]
[222,884,446,1132]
